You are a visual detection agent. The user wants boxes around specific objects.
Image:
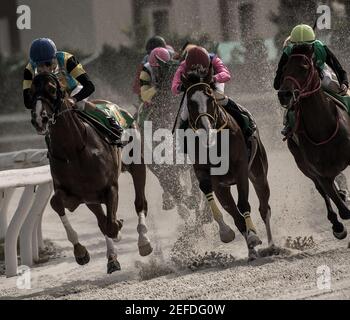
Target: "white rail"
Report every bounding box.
[0,165,52,277]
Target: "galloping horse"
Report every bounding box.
[136,59,210,221]
[181,73,274,260]
[30,72,152,274]
[278,44,350,239]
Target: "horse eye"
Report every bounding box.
[302,64,310,70]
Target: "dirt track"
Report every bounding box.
[1,141,350,300]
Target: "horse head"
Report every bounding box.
[155,58,179,93]
[183,69,224,148]
[30,72,66,135]
[278,44,320,108]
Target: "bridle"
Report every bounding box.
[32,73,73,129]
[282,54,339,146]
[283,54,321,105]
[185,82,228,132]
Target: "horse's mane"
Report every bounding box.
[291,43,314,56]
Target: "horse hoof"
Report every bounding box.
[333,226,347,240]
[138,242,153,257]
[107,255,121,274]
[113,232,122,243]
[220,228,235,243]
[74,244,90,266]
[247,230,262,249]
[248,248,258,262]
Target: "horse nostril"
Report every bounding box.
[278,90,293,103]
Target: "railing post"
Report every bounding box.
[20,183,52,266]
[0,188,15,240]
[5,186,35,277]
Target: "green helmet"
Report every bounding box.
[290,24,315,44]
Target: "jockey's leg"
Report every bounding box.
[71,85,123,146]
[214,84,256,139]
[321,64,342,93]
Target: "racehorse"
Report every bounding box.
[136,59,211,222]
[278,44,350,239]
[30,72,152,274]
[181,72,274,260]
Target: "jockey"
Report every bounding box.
[172,46,256,140]
[133,35,168,96]
[23,38,123,145]
[274,24,349,135]
[139,47,171,104]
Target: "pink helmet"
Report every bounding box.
[148,47,171,67]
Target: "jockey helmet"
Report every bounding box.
[145,36,167,54]
[290,24,315,44]
[148,47,171,67]
[185,46,211,74]
[166,45,175,57]
[30,38,57,65]
[181,43,197,60]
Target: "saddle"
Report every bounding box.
[79,101,135,145]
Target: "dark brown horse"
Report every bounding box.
[278,44,350,239]
[30,72,152,274]
[136,59,211,223]
[181,74,274,260]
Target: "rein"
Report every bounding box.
[186,82,228,132]
[283,54,340,146]
[33,77,87,160]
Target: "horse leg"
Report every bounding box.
[313,183,347,239]
[249,143,274,248]
[189,167,213,224]
[288,138,347,234]
[127,162,153,257]
[213,186,258,261]
[235,166,262,250]
[105,184,121,239]
[335,173,350,203]
[148,163,175,210]
[249,175,274,247]
[50,189,90,265]
[193,166,235,242]
[318,176,350,220]
[86,204,122,273]
[105,236,121,274]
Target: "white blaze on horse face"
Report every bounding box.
[35,100,43,128]
[191,90,216,148]
[191,91,211,130]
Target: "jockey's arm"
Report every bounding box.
[23,63,34,109]
[66,54,95,103]
[212,56,231,83]
[273,52,289,90]
[139,68,157,103]
[324,46,349,88]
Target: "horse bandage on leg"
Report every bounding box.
[242,211,257,233]
[206,193,224,223]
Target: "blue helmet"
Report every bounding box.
[29,38,57,65]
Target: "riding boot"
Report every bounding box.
[223,99,254,138]
[235,103,257,135]
[106,116,124,147]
